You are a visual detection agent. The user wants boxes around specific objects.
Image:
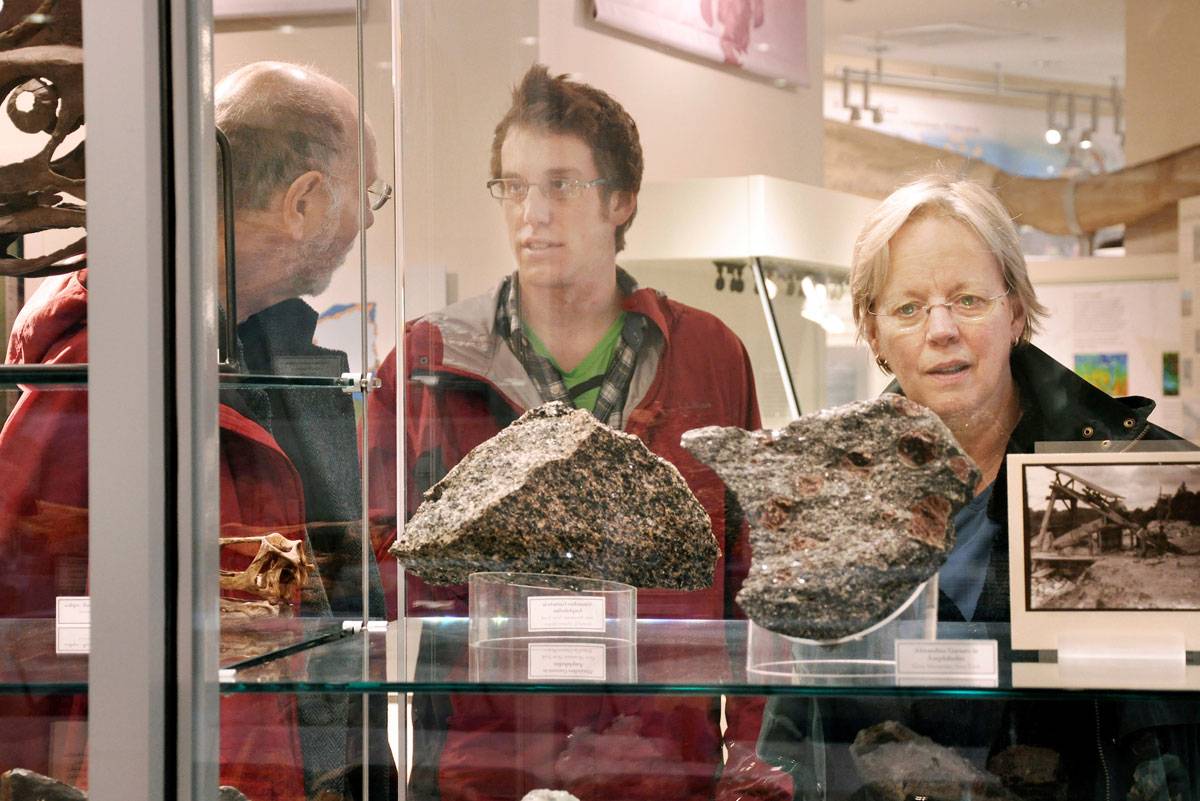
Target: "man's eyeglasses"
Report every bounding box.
[367,179,393,211]
[868,289,1011,331]
[486,177,608,202]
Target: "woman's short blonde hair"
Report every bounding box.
[850,175,1047,350]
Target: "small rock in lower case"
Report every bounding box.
[851,721,1021,801]
[988,743,1062,786]
[391,402,718,589]
[682,395,979,640]
[520,790,581,801]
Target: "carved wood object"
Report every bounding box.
[825,118,1200,237]
[0,0,86,277]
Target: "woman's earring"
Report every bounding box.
[875,355,890,371]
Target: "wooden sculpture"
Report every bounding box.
[826,118,1200,238]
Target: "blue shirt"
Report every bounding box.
[939,482,1001,621]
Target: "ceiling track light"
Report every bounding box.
[1111,76,1124,145]
[842,67,882,125]
[1044,90,1062,146]
[1079,94,1099,150]
[861,69,883,124]
[842,67,861,123]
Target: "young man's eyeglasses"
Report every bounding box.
[868,289,1010,331]
[486,177,608,202]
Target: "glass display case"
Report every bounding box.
[3,1,1200,800]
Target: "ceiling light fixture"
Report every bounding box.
[842,67,861,123]
[1111,76,1124,145]
[1044,91,1062,145]
[861,69,883,124]
[1079,95,1099,150]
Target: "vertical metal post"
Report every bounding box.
[174,1,221,800]
[85,0,217,798]
[750,257,802,421]
[84,0,169,797]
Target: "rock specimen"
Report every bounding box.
[682,395,979,639]
[0,769,86,801]
[391,402,718,588]
[850,721,1020,801]
[988,745,1064,801]
[520,791,580,801]
[0,770,250,801]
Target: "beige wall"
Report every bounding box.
[1125,0,1200,165]
[397,1,539,308]
[1122,0,1200,253]
[538,2,825,186]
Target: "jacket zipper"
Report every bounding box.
[1094,699,1111,801]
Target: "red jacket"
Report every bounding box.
[0,270,308,801]
[366,281,792,801]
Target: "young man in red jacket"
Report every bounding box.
[367,64,791,801]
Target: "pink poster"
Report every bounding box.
[593,0,808,85]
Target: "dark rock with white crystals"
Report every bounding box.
[681,395,979,640]
[391,402,718,588]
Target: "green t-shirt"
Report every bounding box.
[525,313,625,412]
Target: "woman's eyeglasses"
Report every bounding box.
[869,289,1010,331]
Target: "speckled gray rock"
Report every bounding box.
[681,395,979,639]
[0,769,86,801]
[391,402,718,588]
[851,721,1021,801]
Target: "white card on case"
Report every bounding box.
[527,596,606,633]
[895,639,998,677]
[527,643,607,681]
[55,596,90,655]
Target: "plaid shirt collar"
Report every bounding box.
[496,267,647,428]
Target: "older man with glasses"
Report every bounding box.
[366,64,791,801]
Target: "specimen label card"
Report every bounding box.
[527,643,607,681]
[55,596,90,655]
[56,626,90,655]
[895,639,997,677]
[527,596,606,632]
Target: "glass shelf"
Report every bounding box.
[0,366,358,390]
[217,373,358,390]
[0,617,344,694]
[217,618,1200,699]
[0,620,87,694]
[0,365,88,387]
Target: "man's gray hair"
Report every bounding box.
[215,62,351,210]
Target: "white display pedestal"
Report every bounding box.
[468,572,637,683]
[746,578,939,684]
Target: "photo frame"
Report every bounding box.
[1007,451,1200,651]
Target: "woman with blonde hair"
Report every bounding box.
[755,176,1195,800]
[851,175,1180,621]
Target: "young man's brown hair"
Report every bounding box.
[490,64,644,252]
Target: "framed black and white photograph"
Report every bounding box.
[1007,452,1200,650]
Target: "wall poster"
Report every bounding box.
[592,0,808,85]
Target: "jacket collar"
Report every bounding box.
[410,269,672,416]
[1007,343,1156,447]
